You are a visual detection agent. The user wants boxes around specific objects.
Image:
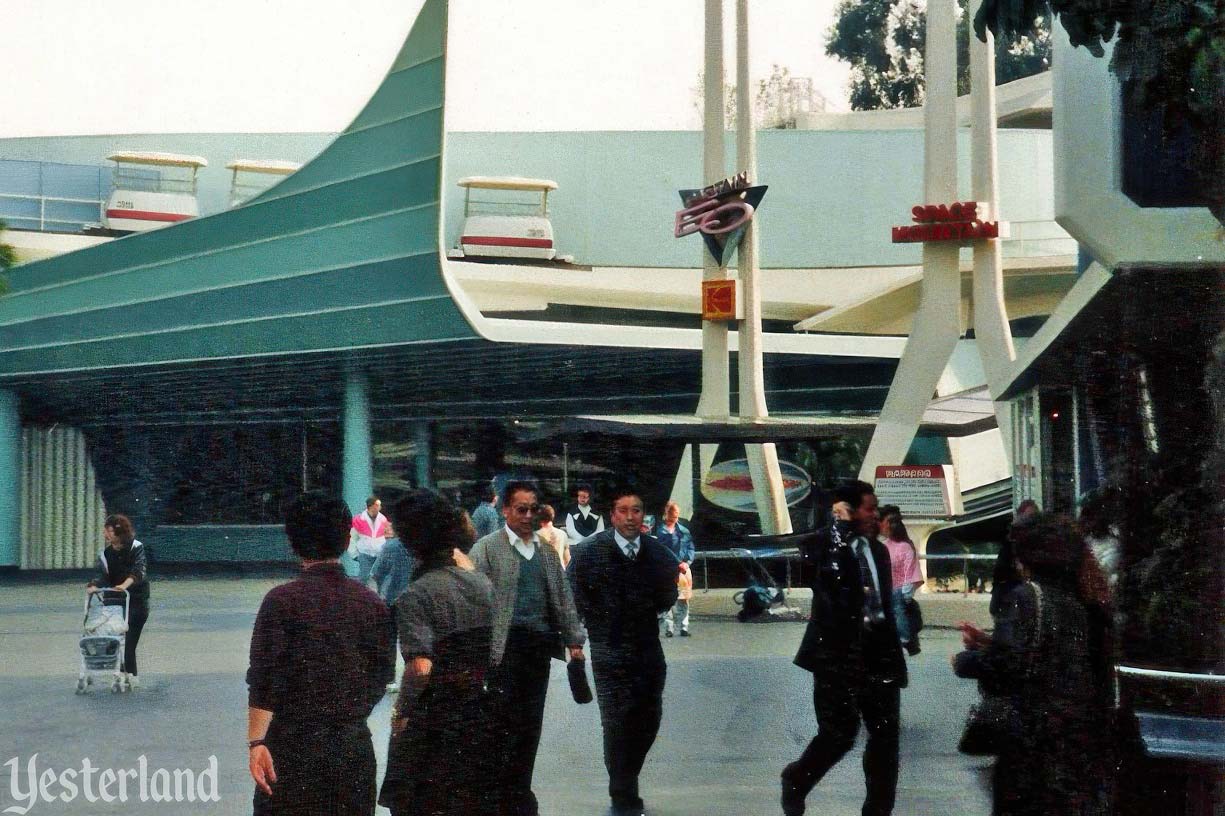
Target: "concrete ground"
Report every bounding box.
[0,574,993,815]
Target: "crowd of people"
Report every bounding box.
[244,482,683,816]
[77,475,1121,816]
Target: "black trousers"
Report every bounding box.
[488,628,555,816]
[253,720,375,815]
[591,644,667,812]
[784,671,901,816]
[125,604,149,676]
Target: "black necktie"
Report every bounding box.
[856,540,886,625]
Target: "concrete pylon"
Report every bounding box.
[859,0,962,482]
[735,0,791,534]
[342,369,373,519]
[0,391,20,567]
[969,0,1017,461]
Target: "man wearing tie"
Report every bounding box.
[781,479,907,816]
[568,486,679,816]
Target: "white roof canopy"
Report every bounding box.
[107,151,208,168]
[458,175,558,191]
[225,159,303,175]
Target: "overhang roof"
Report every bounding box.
[0,0,471,379]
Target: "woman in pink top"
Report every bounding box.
[880,507,925,655]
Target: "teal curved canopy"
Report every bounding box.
[0,0,472,378]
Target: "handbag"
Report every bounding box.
[904,597,923,635]
[957,582,1044,756]
[567,658,593,704]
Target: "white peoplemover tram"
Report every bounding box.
[102,151,208,233]
[226,158,302,207]
[452,176,560,261]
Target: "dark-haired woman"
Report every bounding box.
[880,511,924,656]
[952,513,1114,815]
[379,491,497,816]
[86,514,149,689]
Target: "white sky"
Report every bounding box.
[0,0,850,137]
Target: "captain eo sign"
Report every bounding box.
[675,171,768,267]
[891,201,1008,244]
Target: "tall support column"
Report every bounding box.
[0,391,21,567]
[668,444,697,518]
[697,0,730,420]
[859,0,962,482]
[736,0,791,534]
[969,0,1016,460]
[343,370,373,517]
[413,421,433,489]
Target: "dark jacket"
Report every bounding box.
[793,524,907,687]
[91,540,150,606]
[568,529,679,655]
[247,562,395,722]
[953,579,1114,815]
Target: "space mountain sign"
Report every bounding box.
[674,171,768,267]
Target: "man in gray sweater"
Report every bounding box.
[470,480,586,816]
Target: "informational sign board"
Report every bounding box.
[873,465,956,518]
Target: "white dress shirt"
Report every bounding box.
[505,524,538,560]
[613,530,641,559]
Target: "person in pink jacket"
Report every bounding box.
[880,506,924,656]
[350,496,391,586]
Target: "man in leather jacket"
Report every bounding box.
[781,480,908,816]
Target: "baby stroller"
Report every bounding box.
[76,588,131,694]
[729,545,804,622]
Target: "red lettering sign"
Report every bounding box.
[892,202,1003,244]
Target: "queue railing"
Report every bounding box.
[690,549,999,597]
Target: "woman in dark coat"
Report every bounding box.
[86,514,150,688]
[953,513,1115,816]
[378,491,498,816]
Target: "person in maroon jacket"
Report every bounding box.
[246,491,395,815]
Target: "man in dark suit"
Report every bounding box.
[568,486,679,816]
[470,480,586,816]
[782,480,908,816]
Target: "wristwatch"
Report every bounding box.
[248,739,266,750]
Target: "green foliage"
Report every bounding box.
[826,0,1052,110]
[975,0,1223,119]
[974,0,1225,221]
[792,437,867,491]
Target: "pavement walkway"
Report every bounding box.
[1,573,994,815]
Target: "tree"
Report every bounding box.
[973,0,1225,222]
[826,0,1052,110]
[692,64,827,129]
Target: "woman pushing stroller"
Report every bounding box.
[86,514,150,689]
